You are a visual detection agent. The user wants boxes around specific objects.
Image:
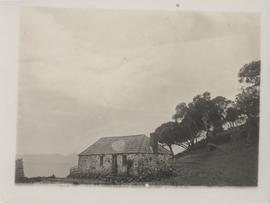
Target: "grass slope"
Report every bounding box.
[152,135,258,186]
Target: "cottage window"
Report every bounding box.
[100,155,104,166]
[122,155,127,166]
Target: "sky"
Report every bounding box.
[17,7,260,155]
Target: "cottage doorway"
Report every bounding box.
[112,154,117,175]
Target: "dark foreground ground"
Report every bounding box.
[18,132,258,186]
[152,136,258,186]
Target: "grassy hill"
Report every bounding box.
[152,133,258,186]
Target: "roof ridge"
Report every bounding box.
[79,134,171,155]
[100,134,146,139]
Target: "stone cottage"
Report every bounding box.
[75,134,172,177]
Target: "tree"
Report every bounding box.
[173,92,232,144]
[211,96,232,134]
[152,122,178,155]
[172,102,189,123]
[173,102,202,146]
[238,61,260,86]
[151,122,192,156]
[189,92,218,139]
[236,60,260,138]
[225,106,240,128]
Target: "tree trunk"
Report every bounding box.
[205,130,209,142]
[168,144,174,157]
[190,139,195,149]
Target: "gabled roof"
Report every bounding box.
[79,134,171,155]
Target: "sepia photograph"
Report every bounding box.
[15,7,260,186]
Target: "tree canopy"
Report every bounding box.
[236,60,260,137]
[151,60,260,155]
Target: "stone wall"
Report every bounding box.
[126,154,172,176]
[78,153,172,177]
[78,154,112,176]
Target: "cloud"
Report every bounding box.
[17,8,260,154]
